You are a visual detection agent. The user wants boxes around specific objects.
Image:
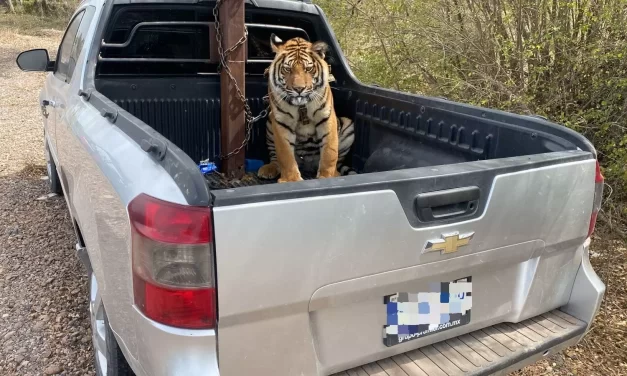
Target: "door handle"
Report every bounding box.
[415,186,480,222]
[41,100,52,118]
[41,100,59,118]
[42,99,58,108]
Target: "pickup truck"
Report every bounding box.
[16,0,605,375]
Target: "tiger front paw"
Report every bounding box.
[317,168,339,179]
[278,170,303,183]
[278,176,304,183]
[257,162,281,180]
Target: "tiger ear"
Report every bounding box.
[311,41,328,59]
[270,34,284,53]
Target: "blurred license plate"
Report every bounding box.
[383,277,472,347]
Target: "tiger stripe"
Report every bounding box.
[265,116,356,176]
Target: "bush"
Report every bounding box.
[316,0,627,229]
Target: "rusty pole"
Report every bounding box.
[219,0,246,179]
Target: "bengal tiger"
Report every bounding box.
[257,35,355,182]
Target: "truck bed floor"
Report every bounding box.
[332,310,585,376]
[204,171,277,189]
[204,170,328,190]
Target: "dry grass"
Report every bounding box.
[0,13,626,376]
[0,12,68,35]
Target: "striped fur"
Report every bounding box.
[265,116,356,176]
[257,35,355,182]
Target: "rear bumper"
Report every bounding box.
[561,237,606,331]
[332,310,587,376]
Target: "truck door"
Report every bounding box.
[50,6,95,198]
[43,9,84,162]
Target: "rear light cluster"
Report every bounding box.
[129,194,216,329]
[587,161,604,238]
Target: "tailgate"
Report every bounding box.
[211,151,595,376]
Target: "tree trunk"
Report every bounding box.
[7,0,15,13]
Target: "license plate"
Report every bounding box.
[383,277,472,347]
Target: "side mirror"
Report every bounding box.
[16,49,53,72]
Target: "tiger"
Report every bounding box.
[257,34,355,182]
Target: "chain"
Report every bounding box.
[213,0,270,161]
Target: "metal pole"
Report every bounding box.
[219,0,246,179]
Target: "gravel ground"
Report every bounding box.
[0,169,94,376]
[0,13,626,376]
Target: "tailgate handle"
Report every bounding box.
[415,186,480,222]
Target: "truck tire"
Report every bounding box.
[44,139,63,195]
[89,270,135,376]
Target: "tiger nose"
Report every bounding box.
[293,86,305,94]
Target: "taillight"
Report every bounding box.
[129,193,216,329]
[587,161,604,238]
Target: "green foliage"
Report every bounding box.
[316,0,627,227]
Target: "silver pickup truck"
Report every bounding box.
[16,0,605,375]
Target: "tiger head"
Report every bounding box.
[268,34,330,106]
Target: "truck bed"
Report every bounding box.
[93,2,594,194]
[96,75,590,194]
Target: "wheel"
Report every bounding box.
[44,139,63,195]
[89,271,135,376]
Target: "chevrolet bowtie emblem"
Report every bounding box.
[423,231,474,254]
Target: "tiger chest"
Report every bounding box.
[292,122,321,171]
